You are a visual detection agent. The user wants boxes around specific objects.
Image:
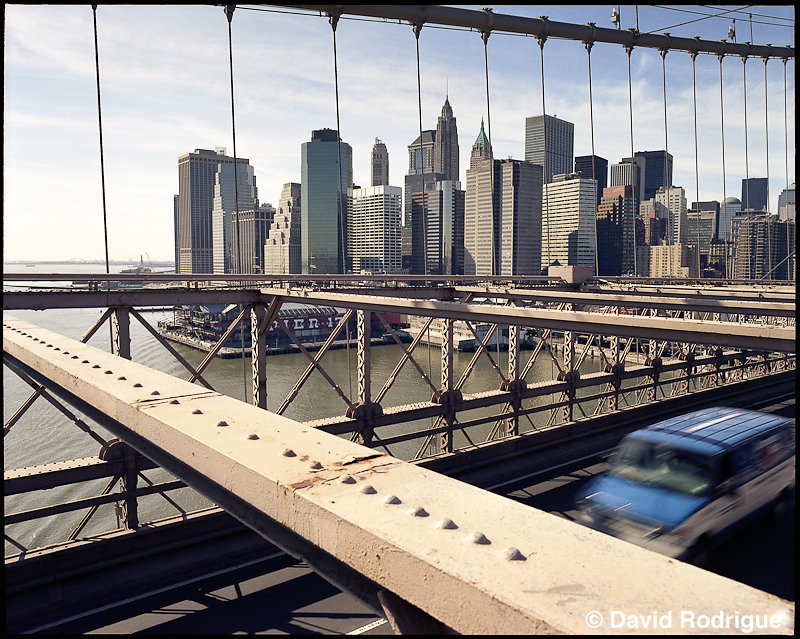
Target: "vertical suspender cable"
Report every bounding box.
[718,54,729,277]
[482,28,495,274]
[763,57,771,280]
[413,22,427,277]
[660,48,671,246]
[328,11,352,399]
[783,57,790,279]
[585,38,599,276]
[742,55,750,213]
[224,5,248,399]
[625,45,637,276]
[691,51,701,274]
[539,36,549,274]
[329,12,346,276]
[91,5,114,355]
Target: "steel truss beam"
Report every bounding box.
[4,316,792,634]
[259,289,795,352]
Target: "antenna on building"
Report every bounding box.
[728,20,735,42]
[611,6,620,29]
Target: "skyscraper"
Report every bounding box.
[264,183,301,275]
[371,138,389,187]
[211,160,258,274]
[542,173,597,273]
[719,197,742,242]
[596,184,636,276]
[733,215,795,280]
[655,186,688,246]
[405,129,444,274]
[777,183,795,222]
[575,154,608,207]
[433,97,459,183]
[230,203,274,274]
[177,148,242,274]
[301,128,352,274]
[524,114,574,183]
[464,155,542,275]
[464,120,496,275]
[411,181,465,276]
[741,177,768,212]
[686,209,717,267]
[347,185,402,273]
[632,150,673,201]
[610,160,643,212]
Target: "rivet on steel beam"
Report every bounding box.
[192,409,203,414]
[72,356,79,359]
[217,420,228,427]
[382,495,401,505]
[133,383,143,387]
[170,399,180,404]
[437,518,458,530]
[63,351,69,355]
[151,390,160,395]
[92,364,100,368]
[248,433,259,440]
[118,376,126,380]
[82,360,89,364]
[104,370,113,374]
[309,461,323,470]
[282,448,296,457]
[407,506,429,517]
[340,475,356,484]
[466,532,491,545]
[360,485,377,494]
[54,347,61,351]
[500,547,527,561]
[47,344,54,348]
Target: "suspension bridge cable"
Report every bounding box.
[91,5,114,355]
[585,37,599,276]
[718,54,729,274]
[691,51,701,273]
[413,21,427,277]
[645,5,754,35]
[625,44,638,276]
[783,57,790,278]
[660,47,670,246]
[224,5,248,400]
[327,9,352,399]
[742,54,750,212]
[539,34,549,274]
[764,56,771,280]
[482,21,495,274]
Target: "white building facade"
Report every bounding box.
[347,185,402,273]
[541,173,597,273]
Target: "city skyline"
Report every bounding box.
[3,5,795,262]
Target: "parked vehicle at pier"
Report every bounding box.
[575,407,795,562]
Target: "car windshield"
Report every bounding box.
[608,437,713,496]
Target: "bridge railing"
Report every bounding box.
[3,276,795,557]
[3,279,795,633]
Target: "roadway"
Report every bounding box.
[34,397,795,634]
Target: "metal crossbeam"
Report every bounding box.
[260,289,796,352]
[282,5,794,59]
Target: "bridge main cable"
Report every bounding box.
[282,5,794,58]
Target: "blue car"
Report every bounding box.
[574,407,795,561]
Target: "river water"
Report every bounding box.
[3,263,606,554]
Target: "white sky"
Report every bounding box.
[3,4,795,262]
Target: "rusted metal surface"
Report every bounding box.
[2,315,794,634]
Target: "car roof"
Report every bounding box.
[629,406,789,454]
